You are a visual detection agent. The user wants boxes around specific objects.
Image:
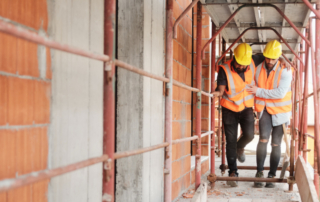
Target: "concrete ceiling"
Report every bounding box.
[201,0,315,60]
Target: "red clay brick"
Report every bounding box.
[0,130,16,180]
[173,61,180,81]
[179,65,187,84]
[201,105,209,118]
[201,159,209,174]
[201,135,209,144]
[0,76,8,125]
[34,81,50,124]
[0,192,7,202]
[32,180,49,202]
[202,66,210,78]
[46,47,52,79]
[8,185,32,202]
[172,160,182,181]
[173,122,181,140]
[204,79,210,91]
[191,169,195,184]
[8,77,34,125]
[201,145,209,156]
[172,179,181,201]
[17,39,39,77]
[181,171,191,190]
[193,25,210,39]
[0,33,17,74]
[173,102,182,120]
[185,122,192,137]
[186,69,192,86]
[172,144,181,161]
[173,85,180,101]
[186,105,192,120]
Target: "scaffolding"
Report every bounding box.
[0,0,320,201]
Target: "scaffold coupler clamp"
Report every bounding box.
[287,176,296,185]
[207,173,217,183]
[104,158,112,182]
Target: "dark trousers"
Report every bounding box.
[222,107,255,175]
[256,110,284,177]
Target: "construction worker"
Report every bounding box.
[216,43,264,187]
[247,40,292,188]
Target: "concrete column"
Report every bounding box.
[47,0,104,201]
[116,0,165,202]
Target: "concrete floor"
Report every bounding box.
[176,135,303,202]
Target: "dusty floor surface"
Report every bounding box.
[176,136,302,202]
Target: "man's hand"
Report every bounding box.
[246,84,258,94]
[279,57,291,71]
[212,91,221,97]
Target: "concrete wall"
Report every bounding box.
[47,0,104,201]
[116,0,165,202]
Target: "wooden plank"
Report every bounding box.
[295,156,318,202]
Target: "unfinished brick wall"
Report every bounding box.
[171,0,193,200]
[171,0,211,200]
[0,1,51,201]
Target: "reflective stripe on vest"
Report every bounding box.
[222,61,255,98]
[220,59,255,112]
[254,61,292,114]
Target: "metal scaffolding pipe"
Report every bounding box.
[201,3,312,59]
[302,0,320,19]
[226,165,289,171]
[114,143,170,159]
[215,176,288,183]
[103,0,116,201]
[0,155,110,193]
[215,27,301,72]
[211,22,216,175]
[315,1,320,193]
[164,0,173,201]
[309,17,320,175]
[300,25,309,162]
[0,19,111,62]
[173,0,200,39]
[172,136,198,145]
[195,2,202,189]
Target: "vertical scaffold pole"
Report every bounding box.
[195,1,203,189]
[299,41,304,157]
[211,22,216,175]
[103,0,116,201]
[315,0,320,194]
[164,0,173,201]
[300,25,309,162]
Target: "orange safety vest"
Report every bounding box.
[254,61,292,114]
[220,59,255,112]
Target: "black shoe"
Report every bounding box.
[265,174,276,188]
[253,171,264,188]
[237,148,245,163]
[226,171,238,187]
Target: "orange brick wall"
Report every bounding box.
[0,1,51,201]
[171,0,192,200]
[172,1,211,201]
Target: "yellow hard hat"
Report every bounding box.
[263,40,282,59]
[234,43,252,66]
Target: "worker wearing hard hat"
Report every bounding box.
[215,43,264,187]
[247,40,292,188]
[215,42,289,187]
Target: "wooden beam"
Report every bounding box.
[295,156,318,202]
